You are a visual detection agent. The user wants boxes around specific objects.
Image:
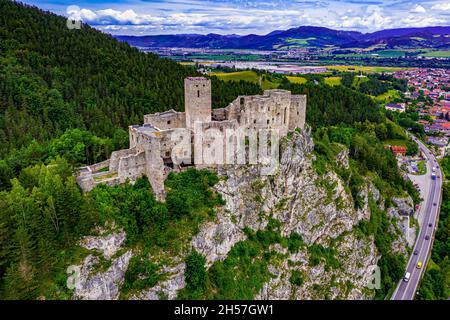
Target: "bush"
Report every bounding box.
[182,250,207,299]
[290,270,304,286]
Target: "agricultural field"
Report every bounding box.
[212,70,280,90]
[286,76,307,84]
[422,51,450,58]
[212,70,260,82]
[374,50,407,58]
[324,76,341,86]
[326,65,407,73]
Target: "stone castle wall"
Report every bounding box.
[289,95,307,131]
[144,110,186,130]
[117,151,147,182]
[185,77,212,129]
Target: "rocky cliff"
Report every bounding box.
[71,127,413,300]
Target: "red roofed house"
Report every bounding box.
[388,145,407,156]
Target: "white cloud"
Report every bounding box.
[74,8,164,25]
[400,15,446,27]
[431,3,450,11]
[340,6,392,30]
[410,4,426,13]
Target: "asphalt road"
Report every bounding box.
[391,137,442,300]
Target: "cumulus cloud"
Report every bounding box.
[340,6,392,30]
[73,8,164,25]
[431,3,450,11]
[400,15,446,27]
[410,4,426,13]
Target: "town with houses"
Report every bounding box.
[391,68,450,158]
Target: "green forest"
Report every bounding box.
[0,0,428,300]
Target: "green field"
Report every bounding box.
[327,65,407,73]
[212,70,280,90]
[352,75,369,88]
[422,51,450,58]
[285,37,316,45]
[384,139,407,147]
[374,89,401,104]
[324,76,341,86]
[375,50,407,58]
[212,70,259,82]
[286,76,307,84]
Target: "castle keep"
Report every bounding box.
[77,77,307,198]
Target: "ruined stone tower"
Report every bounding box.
[185,77,212,129]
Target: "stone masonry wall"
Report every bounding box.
[289,95,307,131]
[144,110,186,130]
[185,77,212,129]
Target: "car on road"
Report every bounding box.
[403,272,411,282]
[428,223,433,227]
[417,261,423,269]
[425,235,430,240]
[434,203,437,206]
[413,249,419,255]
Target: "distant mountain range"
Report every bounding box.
[116,26,450,50]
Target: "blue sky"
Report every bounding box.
[21,0,450,35]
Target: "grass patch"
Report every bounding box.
[383,139,407,147]
[422,50,450,58]
[212,70,280,90]
[324,76,341,86]
[374,89,401,104]
[286,76,307,84]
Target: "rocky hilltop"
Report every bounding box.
[72,128,413,300]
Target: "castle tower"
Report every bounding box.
[185,77,212,129]
[289,95,307,131]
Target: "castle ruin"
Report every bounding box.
[77,77,307,199]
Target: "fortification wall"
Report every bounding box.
[117,151,147,182]
[86,159,110,173]
[194,120,238,166]
[237,90,291,136]
[144,110,186,130]
[185,77,212,129]
[223,97,242,122]
[158,128,192,165]
[289,95,307,131]
[212,108,227,121]
[110,148,139,172]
